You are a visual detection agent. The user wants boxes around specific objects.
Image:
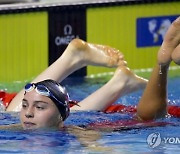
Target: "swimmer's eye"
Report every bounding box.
[22,103,28,109]
[36,106,45,110]
[22,99,28,109]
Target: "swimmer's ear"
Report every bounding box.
[58,115,63,122]
[57,115,64,128]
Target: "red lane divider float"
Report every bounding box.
[0,91,17,108]
[0,91,180,118]
[105,104,180,118]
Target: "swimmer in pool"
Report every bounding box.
[5,39,148,130]
[2,39,147,129]
[0,37,147,151]
[1,16,180,131]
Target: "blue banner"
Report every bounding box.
[136,15,179,47]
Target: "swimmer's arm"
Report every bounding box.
[0,123,22,130]
[67,125,101,142]
[67,126,113,152]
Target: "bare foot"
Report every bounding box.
[171,17,180,65]
[62,39,126,68]
[172,44,180,65]
[158,17,180,65]
[111,66,148,95]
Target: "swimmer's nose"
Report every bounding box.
[25,107,34,118]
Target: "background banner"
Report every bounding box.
[48,8,87,77]
[136,15,179,47]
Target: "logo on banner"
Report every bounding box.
[55,24,79,46]
[136,15,179,47]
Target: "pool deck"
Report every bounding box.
[0,0,133,10]
[0,0,176,12]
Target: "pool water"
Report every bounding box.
[0,77,180,153]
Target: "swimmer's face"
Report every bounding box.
[20,90,63,130]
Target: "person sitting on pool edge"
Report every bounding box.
[2,16,180,130]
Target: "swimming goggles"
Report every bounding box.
[24,83,66,107]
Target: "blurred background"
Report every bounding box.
[0,0,180,82]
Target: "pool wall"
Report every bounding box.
[0,0,180,82]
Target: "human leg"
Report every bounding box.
[137,17,180,120]
[158,17,180,65]
[71,66,147,111]
[32,39,126,83]
[7,39,126,111]
[136,64,169,120]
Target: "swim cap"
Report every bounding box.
[26,79,70,121]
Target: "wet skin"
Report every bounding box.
[20,90,62,130]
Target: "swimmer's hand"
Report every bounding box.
[67,125,113,152]
[67,125,101,142]
[0,123,22,130]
